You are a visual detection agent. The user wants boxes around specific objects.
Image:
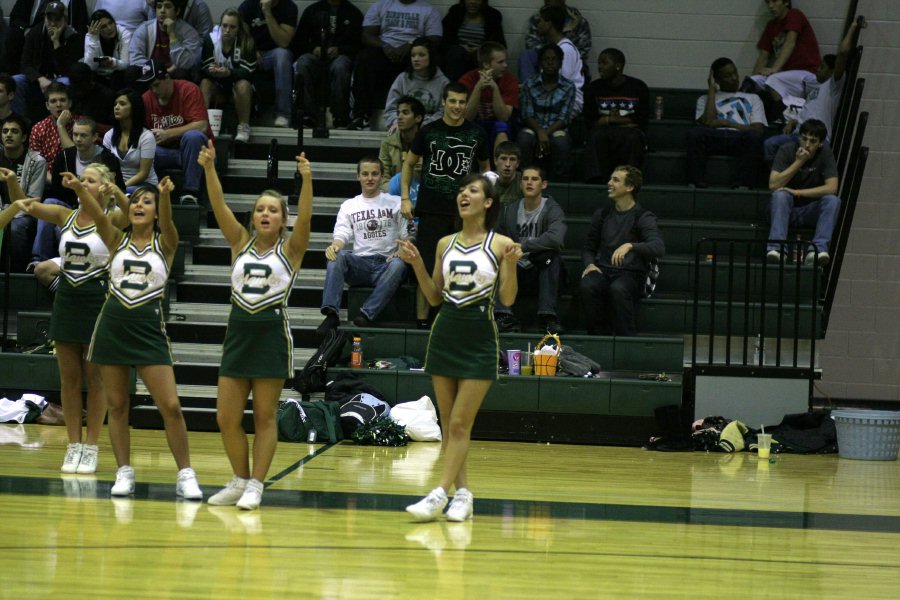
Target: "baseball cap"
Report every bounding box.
[44,1,67,18]
[136,60,168,83]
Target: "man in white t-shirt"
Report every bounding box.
[686,57,767,188]
[317,156,410,334]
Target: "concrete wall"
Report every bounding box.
[4,0,898,400]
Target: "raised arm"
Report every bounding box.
[0,167,28,201]
[100,182,132,229]
[833,16,865,83]
[60,172,121,250]
[286,153,313,267]
[198,140,249,251]
[0,200,25,229]
[495,235,521,307]
[400,150,421,220]
[156,176,180,263]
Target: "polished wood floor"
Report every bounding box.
[1,423,899,599]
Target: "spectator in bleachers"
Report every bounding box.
[520,0,591,82]
[130,0,203,82]
[533,3,583,114]
[383,37,449,132]
[239,0,296,128]
[379,95,424,191]
[580,165,664,336]
[31,116,125,268]
[83,9,132,92]
[494,140,521,205]
[139,59,211,204]
[747,0,821,122]
[317,156,410,333]
[292,0,363,130]
[766,118,839,266]
[93,0,149,34]
[0,73,28,132]
[349,0,442,131]
[517,44,575,182]
[459,41,518,153]
[401,81,490,327]
[583,48,650,185]
[12,2,84,120]
[0,115,47,271]
[200,7,256,143]
[763,17,864,162]
[104,88,159,192]
[29,81,77,177]
[494,164,566,334]
[67,62,116,132]
[686,57,767,189]
[440,0,506,82]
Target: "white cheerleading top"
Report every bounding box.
[230,237,297,313]
[108,230,169,307]
[439,230,500,307]
[57,208,111,286]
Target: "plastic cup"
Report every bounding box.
[207,108,223,137]
[506,350,521,375]
[757,433,772,458]
[521,352,533,376]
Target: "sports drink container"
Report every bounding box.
[351,336,363,369]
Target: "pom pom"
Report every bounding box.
[351,416,408,446]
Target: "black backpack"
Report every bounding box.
[599,206,659,298]
[294,329,349,399]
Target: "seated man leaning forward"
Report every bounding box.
[579,165,664,337]
[317,156,410,334]
[494,164,566,334]
[766,118,839,266]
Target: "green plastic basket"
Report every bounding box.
[833,409,900,461]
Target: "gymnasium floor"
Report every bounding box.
[1,424,899,598]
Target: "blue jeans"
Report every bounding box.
[9,214,36,271]
[261,47,294,120]
[516,128,572,181]
[685,126,763,187]
[763,133,798,162]
[294,53,353,122]
[767,190,841,253]
[154,130,207,192]
[31,198,70,262]
[579,267,644,336]
[321,252,407,320]
[495,253,562,318]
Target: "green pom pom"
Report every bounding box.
[351,416,408,446]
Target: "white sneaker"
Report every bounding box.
[76,444,98,474]
[176,467,203,500]
[208,476,249,506]
[236,479,264,510]
[61,443,83,473]
[235,122,251,143]
[445,488,474,522]
[766,250,783,264]
[110,466,135,496]
[805,250,830,266]
[273,115,290,128]
[406,487,448,522]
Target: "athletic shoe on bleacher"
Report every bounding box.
[235,123,251,143]
[273,116,290,128]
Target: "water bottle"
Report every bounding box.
[654,96,664,120]
[351,336,363,369]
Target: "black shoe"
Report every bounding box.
[301,115,316,128]
[495,313,520,333]
[347,116,369,131]
[541,315,563,334]
[316,312,340,336]
[332,117,350,129]
[352,313,372,328]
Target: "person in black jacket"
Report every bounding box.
[12,2,85,120]
[441,0,506,81]
[5,0,89,75]
[580,165,664,336]
[494,164,567,333]
[583,48,649,184]
[292,0,363,129]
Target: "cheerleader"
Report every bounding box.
[199,141,313,510]
[71,173,202,499]
[400,172,521,521]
